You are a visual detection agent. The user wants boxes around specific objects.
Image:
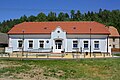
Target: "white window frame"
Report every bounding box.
[39,41,44,48]
[29,40,33,48]
[73,41,78,48]
[84,41,89,49]
[94,41,99,50]
[18,40,23,48]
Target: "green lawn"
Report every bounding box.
[0,58,120,80]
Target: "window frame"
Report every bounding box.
[113,45,115,48]
[113,38,115,42]
[29,40,33,48]
[73,41,78,48]
[39,41,44,48]
[18,40,23,48]
[94,41,99,50]
[84,41,89,49]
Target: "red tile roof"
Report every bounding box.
[108,26,120,37]
[8,21,110,35]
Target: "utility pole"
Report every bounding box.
[22,30,24,56]
[90,28,91,57]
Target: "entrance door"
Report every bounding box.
[54,40,62,53]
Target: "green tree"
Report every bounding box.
[70,10,75,20]
[0,9,120,33]
[1,25,10,33]
[19,15,28,22]
[47,12,57,21]
[28,15,36,22]
[75,10,82,21]
[58,12,65,21]
[36,12,47,21]
[64,13,70,21]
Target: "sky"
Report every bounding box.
[0,0,120,22]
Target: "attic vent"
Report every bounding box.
[73,27,76,29]
[57,31,60,33]
[44,27,47,29]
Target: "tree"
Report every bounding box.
[1,25,10,33]
[19,15,28,22]
[28,15,36,22]
[58,12,65,21]
[36,12,47,21]
[70,10,75,20]
[47,12,57,21]
[94,14,102,22]
[64,13,70,21]
[75,10,82,21]
[0,9,120,33]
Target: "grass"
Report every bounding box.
[0,58,120,80]
[0,65,30,74]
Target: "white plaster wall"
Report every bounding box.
[9,32,110,53]
[24,39,51,51]
[51,27,66,52]
[66,38,108,53]
[9,38,20,51]
[9,35,51,52]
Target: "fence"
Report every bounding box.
[0,51,113,59]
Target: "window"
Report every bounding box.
[18,40,23,48]
[29,40,33,48]
[57,31,60,33]
[46,40,49,43]
[94,41,99,49]
[55,40,62,49]
[39,41,44,48]
[113,45,115,48]
[84,41,88,49]
[73,41,78,48]
[58,43,62,49]
[113,38,115,42]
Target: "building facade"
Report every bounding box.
[8,21,111,53]
[0,33,8,53]
[108,26,120,52]
[0,33,8,47]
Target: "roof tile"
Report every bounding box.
[108,26,120,37]
[8,21,110,35]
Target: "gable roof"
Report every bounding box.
[8,21,110,35]
[108,26,120,37]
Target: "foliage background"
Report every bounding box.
[0,9,120,33]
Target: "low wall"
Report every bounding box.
[0,48,5,52]
[111,48,120,52]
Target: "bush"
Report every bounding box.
[114,53,120,56]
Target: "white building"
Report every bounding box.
[8,21,111,53]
